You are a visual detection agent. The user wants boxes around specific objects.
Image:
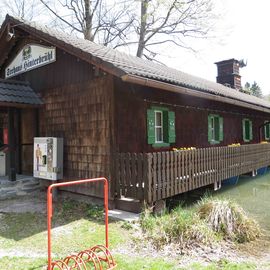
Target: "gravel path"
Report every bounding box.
[0,192,46,214]
[0,249,47,258]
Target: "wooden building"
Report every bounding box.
[1,15,270,210]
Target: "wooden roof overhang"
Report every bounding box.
[0,101,42,108]
[122,74,270,114]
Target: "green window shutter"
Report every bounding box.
[147,109,155,144]
[168,111,176,143]
[214,116,220,141]
[245,120,249,140]
[242,119,246,141]
[249,120,253,141]
[265,121,270,140]
[208,115,213,142]
[219,117,224,142]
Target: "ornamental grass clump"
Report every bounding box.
[197,197,261,243]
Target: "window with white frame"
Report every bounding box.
[147,107,176,147]
[155,111,163,143]
[208,114,223,144]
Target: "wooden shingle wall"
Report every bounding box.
[39,76,114,197]
[20,109,36,173]
[114,79,270,153]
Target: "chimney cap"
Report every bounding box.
[214,58,240,65]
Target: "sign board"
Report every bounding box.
[33,137,63,180]
[5,44,56,79]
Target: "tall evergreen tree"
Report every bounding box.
[243,81,262,98]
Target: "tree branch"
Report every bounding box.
[40,0,83,33]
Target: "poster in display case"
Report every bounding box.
[33,137,63,180]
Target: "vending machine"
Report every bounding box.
[33,137,63,180]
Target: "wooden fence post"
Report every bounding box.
[143,153,152,204]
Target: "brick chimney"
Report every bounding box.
[215,59,241,90]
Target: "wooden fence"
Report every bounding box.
[115,143,270,204]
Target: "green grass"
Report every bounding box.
[0,257,47,270]
[0,200,127,257]
[0,256,177,270]
[179,260,256,270]
[115,255,178,270]
[0,256,258,270]
[0,213,125,255]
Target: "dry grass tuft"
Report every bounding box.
[197,197,261,243]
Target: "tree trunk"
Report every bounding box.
[84,0,93,40]
[136,0,148,58]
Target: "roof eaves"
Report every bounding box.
[0,79,43,106]
[122,74,270,114]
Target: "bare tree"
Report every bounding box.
[0,0,43,20]
[95,2,135,47]
[40,0,134,44]
[3,0,216,61]
[39,0,97,40]
[133,0,215,58]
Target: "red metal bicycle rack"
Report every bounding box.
[47,177,117,270]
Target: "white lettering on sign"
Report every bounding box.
[5,44,56,78]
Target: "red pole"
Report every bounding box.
[47,185,53,270]
[104,179,109,249]
[47,178,109,269]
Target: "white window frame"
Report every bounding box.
[155,110,163,143]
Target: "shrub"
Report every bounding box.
[62,199,76,212]
[121,221,133,230]
[87,205,104,220]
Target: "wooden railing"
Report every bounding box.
[115,143,270,204]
